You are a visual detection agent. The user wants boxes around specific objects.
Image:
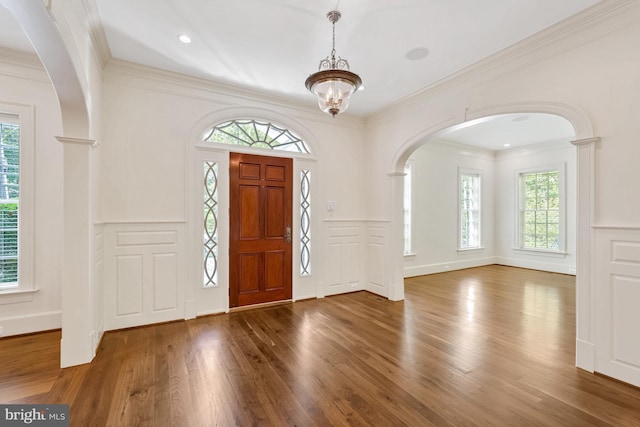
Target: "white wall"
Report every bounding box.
[0,51,64,336]
[404,140,496,276]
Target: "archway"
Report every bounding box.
[388,102,598,372]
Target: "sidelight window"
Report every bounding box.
[203,161,218,287]
[300,170,311,276]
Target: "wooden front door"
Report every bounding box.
[229,153,293,307]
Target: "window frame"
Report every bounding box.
[515,164,566,254]
[0,103,35,301]
[458,168,483,251]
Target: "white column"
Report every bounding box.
[387,172,405,301]
[571,136,600,372]
[57,136,97,368]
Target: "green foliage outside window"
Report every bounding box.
[521,170,559,250]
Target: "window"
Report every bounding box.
[459,169,482,250]
[518,167,564,251]
[0,104,33,295]
[0,119,19,286]
[203,119,310,153]
[300,170,311,276]
[403,160,414,255]
[203,161,219,287]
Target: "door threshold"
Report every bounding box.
[229,299,293,312]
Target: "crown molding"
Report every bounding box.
[0,46,43,69]
[0,46,51,82]
[80,0,111,68]
[369,0,638,122]
[103,59,366,129]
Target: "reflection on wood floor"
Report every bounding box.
[2,265,640,426]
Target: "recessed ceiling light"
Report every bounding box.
[512,115,529,122]
[504,143,511,147]
[406,47,430,61]
[178,34,192,44]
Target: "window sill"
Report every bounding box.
[457,247,484,253]
[512,248,567,258]
[0,287,39,305]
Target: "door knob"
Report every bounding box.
[285,225,292,243]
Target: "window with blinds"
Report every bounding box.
[0,118,19,286]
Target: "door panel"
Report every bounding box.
[239,162,261,179]
[230,152,292,307]
[265,164,286,181]
[266,187,285,238]
[265,251,285,291]
[239,185,260,239]
[239,253,260,293]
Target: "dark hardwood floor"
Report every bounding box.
[2,265,640,426]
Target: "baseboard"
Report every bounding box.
[576,339,595,372]
[495,257,576,275]
[0,310,61,337]
[404,257,496,277]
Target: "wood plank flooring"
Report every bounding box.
[2,265,640,426]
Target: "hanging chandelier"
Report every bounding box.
[305,10,362,117]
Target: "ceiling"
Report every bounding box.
[0,0,597,147]
[440,113,576,151]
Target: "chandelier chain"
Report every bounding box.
[331,18,337,67]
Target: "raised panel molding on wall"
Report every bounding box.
[322,221,365,296]
[366,222,387,296]
[104,222,186,330]
[595,226,640,388]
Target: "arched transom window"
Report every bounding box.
[203,119,310,154]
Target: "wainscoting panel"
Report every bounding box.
[104,222,186,330]
[115,255,143,316]
[152,253,178,311]
[595,227,640,387]
[323,222,364,296]
[366,223,388,295]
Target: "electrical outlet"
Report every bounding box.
[569,268,577,275]
[351,283,358,289]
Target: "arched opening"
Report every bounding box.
[388,103,597,372]
[403,113,576,278]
